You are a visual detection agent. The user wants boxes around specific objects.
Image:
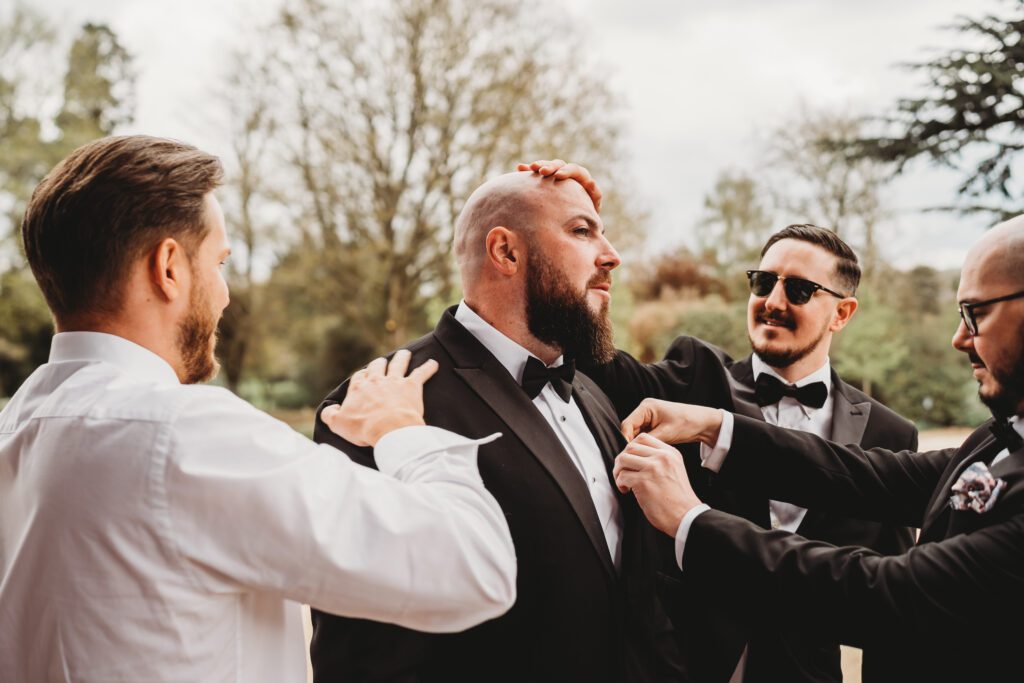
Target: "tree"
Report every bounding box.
[697,170,774,271]
[0,10,134,396]
[766,107,889,281]
[220,0,642,390]
[852,2,1024,220]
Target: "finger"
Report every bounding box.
[621,405,653,440]
[552,163,590,181]
[622,442,667,459]
[536,159,566,176]
[516,163,531,171]
[387,349,412,377]
[616,452,654,471]
[320,404,342,423]
[614,469,642,493]
[349,368,367,386]
[634,432,671,449]
[408,358,440,384]
[365,356,387,377]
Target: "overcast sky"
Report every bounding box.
[28,0,1005,270]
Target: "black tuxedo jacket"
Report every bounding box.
[581,335,917,683]
[310,309,684,683]
[684,415,1024,681]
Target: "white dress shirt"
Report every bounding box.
[0,332,516,683]
[455,302,623,568]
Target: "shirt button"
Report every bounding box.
[559,415,566,422]
[591,476,597,483]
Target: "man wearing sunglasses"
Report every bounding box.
[522,161,916,683]
[610,214,1024,683]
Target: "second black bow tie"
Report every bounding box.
[754,373,828,409]
[521,356,575,402]
[990,416,1024,453]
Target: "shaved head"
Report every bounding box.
[966,215,1024,288]
[454,172,587,288]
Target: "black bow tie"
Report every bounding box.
[990,416,1024,452]
[521,356,575,402]
[754,373,828,409]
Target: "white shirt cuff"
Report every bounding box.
[375,425,502,481]
[674,503,712,568]
[699,409,734,473]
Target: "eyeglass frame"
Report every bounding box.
[745,269,848,305]
[957,289,1024,336]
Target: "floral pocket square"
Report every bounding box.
[949,462,1007,514]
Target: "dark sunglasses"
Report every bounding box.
[958,289,1024,336]
[746,270,846,305]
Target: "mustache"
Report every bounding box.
[968,351,984,366]
[587,272,612,289]
[756,309,796,330]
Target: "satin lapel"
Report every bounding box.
[990,443,1024,479]
[434,311,616,579]
[920,434,1002,538]
[830,375,871,446]
[726,357,766,420]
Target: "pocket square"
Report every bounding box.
[949,462,1007,514]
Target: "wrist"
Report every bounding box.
[698,407,723,446]
[369,413,426,445]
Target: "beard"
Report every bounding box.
[749,308,830,369]
[177,275,220,385]
[524,249,615,366]
[976,322,1024,417]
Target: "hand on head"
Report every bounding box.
[516,159,602,212]
[321,349,439,447]
[613,432,702,536]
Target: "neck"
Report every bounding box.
[463,297,562,365]
[768,347,829,384]
[60,315,186,382]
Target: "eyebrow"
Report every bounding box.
[563,214,603,233]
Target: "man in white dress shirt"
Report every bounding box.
[0,135,516,682]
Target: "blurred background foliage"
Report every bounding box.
[1,0,1019,427]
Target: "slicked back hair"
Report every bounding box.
[21,135,223,325]
[761,223,861,296]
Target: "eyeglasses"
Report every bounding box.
[746,270,846,305]
[957,289,1024,336]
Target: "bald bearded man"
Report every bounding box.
[309,171,684,683]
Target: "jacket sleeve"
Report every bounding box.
[682,507,1024,648]
[722,414,955,527]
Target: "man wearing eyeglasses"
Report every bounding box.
[610,215,1024,683]
[522,161,915,683]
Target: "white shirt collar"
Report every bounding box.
[1011,415,1023,439]
[454,301,563,383]
[49,331,180,386]
[751,353,832,391]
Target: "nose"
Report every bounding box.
[763,278,788,312]
[951,316,972,353]
[598,234,621,271]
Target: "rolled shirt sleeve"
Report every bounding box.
[163,386,516,633]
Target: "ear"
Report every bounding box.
[484,226,522,276]
[829,296,858,332]
[149,237,189,303]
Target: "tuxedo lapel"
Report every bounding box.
[829,375,871,446]
[435,311,617,579]
[726,357,766,421]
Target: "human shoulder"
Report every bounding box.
[663,335,736,368]
[833,374,916,439]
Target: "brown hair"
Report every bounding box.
[761,223,861,295]
[21,135,224,324]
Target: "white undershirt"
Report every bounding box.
[455,301,623,568]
